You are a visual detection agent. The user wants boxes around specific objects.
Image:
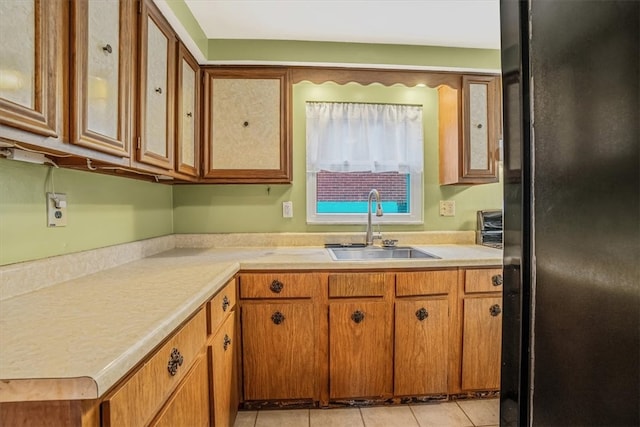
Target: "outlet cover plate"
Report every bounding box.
[439,200,456,217]
[282,201,293,218]
[47,193,67,227]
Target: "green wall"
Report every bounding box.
[173,81,502,234]
[0,159,173,265]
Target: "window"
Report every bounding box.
[306,102,423,224]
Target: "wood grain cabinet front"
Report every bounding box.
[70,0,135,158]
[460,267,503,391]
[174,42,200,179]
[207,278,239,427]
[202,67,292,183]
[102,309,207,426]
[438,75,501,185]
[0,0,61,138]
[393,270,457,397]
[136,0,176,171]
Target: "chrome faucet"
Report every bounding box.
[365,189,383,246]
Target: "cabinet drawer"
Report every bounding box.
[395,270,457,296]
[239,273,318,298]
[464,268,503,293]
[102,309,207,427]
[209,278,237,334]
[328,273,386,297]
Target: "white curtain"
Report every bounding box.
[306,102,424,173]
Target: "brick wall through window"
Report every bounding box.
[317,171,408,204]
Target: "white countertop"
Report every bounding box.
[0,244,501,402]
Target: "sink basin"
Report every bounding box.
[328,246,440,261]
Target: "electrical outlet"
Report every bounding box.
[47,193,67,227]
[282,201,293,218]
[439,200,456,217]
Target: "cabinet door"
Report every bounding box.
[241,302,315,400]
[438,75,499,185]
[137,0,175,169]
[210,312,238,427]
[394,299,449,396]
[150,354,210,427]
[329,301,392,399]
[175,43,199,177]
[70,0,133,157]
[461,297,502,390]
[202,68,292,183]
[462,75,498,181]
[0,0,59,137]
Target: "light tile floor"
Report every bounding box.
[233,398,499,427]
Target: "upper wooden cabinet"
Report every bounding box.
[175,43,200,178]
[439,75,500,185]
[70,0,135,157]
[0,0,60,137]
[137,0,176,170]
[202,67,292,183]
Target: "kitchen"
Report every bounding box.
[0,1,638,427]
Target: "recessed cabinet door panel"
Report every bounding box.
[137,1,175,170]
[242,303,315,400]
[0,0,58,137]
[0,0,35,109]
[329,301,392,399]
[461,297,502,390]
[71,0,132,156]
[145,19,168,158]
[394,299,449,396]
[175,44,199,177]
[468,83,489,170]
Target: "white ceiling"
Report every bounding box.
[184,0,501,49]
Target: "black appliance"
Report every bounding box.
[499,1,639,426]
[476,209,503,249]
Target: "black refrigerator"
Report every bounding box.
[499,1,639,426]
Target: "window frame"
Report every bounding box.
[306,171,423,224]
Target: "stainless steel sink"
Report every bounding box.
[328,246,440,261]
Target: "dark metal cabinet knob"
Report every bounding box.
[351,310,365,324]
[223,334,231,351]
[492,274,503,286]
[271,311,285,325]
[415,307,429,321]
[490,304,502,317]
[243,121,249,127]
[270,279,284,293]
[155,87,162,94]
[222,295,230,312]
[102,44,112,54]
[167,348,183,376]
[186,112,193,118]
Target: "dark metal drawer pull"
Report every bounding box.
[492,274,503,286]
[271,311,285,325]
[490,304,502,317]
[415,307,429,321]
[223,334,231,351]
[351,310,365,324]
[167,348,183,376]
[222,295,230,312]
[270,279,283,293]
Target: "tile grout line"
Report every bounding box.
[408,404,423,427]
[455,401,478,427]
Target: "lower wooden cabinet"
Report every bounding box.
[329,301,392,399]
[461,296,502,390]
[210,312,238,427]
[394,298,449,396]
[150,354,210,427]
[241,302,316,400]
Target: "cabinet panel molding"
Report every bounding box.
[0,0,59,137]
[202,67,292,183]
[175,42,200,177]
[394,298,449,396]
[70,0,134,157]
